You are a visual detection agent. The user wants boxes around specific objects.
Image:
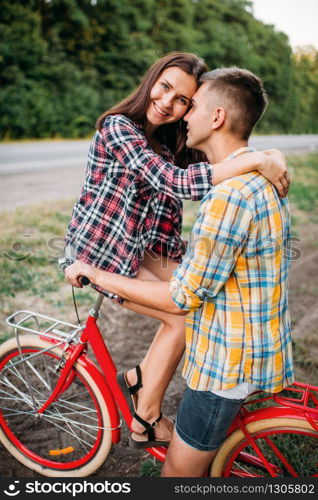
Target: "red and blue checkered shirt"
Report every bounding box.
[65,114,214,298]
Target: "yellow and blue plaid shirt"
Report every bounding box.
[170,171,294,393]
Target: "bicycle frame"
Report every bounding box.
[35,303,167,463]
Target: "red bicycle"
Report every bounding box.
[0,288,317,477]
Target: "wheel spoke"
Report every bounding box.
[47,405,90,453]
[2,364,47,401]
[0,340,112,474]
[1,406,36,417]
[51,402,98,422]
[40,414,94,449]
[24,358,52,392]
[44,412,101,434]
[1,377,36,409]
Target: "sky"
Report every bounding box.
[250,0,318,50]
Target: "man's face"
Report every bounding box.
[184,83,216,151]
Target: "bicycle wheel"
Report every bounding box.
[0,335,113,477]
[211,417,318,477]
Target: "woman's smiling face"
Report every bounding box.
[146,66,198,130]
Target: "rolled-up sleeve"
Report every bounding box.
[169,185,253,311]
[102,114,214,200]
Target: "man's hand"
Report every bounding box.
[259,149,290,198]
[64,260,96,287]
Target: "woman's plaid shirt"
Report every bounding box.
[170,172,294,394]
[65,115,213,296]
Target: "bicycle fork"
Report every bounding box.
[37,342,86,415]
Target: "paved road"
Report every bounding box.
[250,134,318,153]
[0,140,90,176]
[0,140,90,211]
[0,135,317,211]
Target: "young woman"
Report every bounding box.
[64,52,289,447]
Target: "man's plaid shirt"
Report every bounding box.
[170,172,294,393]
[65,114,213,297]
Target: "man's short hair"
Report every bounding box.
[200,67,268,140]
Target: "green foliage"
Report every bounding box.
[1,0,318,139]
[139,458,162,477]
[290,48,318,133]
[288,153,318,213]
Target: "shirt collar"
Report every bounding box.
[224,146,256,161]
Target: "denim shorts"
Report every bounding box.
[175,386,244,451]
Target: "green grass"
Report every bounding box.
[0,199,103,334]
[139,459,162,477]
[288,153,318,213]
[0,332,13,345]
[0,202,74,318]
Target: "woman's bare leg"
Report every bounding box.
[139,251,182,368]
[123,300,185,440]
[122,253,185,441]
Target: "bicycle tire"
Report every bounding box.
[210,417,318,477]
[0,335,113,477]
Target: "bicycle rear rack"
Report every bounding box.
[242,382,318,431]
[3,310,86,384]
[5,310,85,345]
[273,381,318,430]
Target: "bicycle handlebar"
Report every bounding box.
[79,276,91,286]
[58,257,91,286]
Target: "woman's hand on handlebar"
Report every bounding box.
[259,149,291,198]
[64,260,95,288]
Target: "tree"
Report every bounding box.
[1,0,317,139]
[291,47,318,133]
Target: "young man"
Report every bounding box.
[65,67,294,477]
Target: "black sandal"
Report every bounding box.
[116,365,143,414]
[129,412,169,448]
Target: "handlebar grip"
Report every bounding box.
[79,276,90,286]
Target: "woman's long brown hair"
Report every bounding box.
[96,52,208,168]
